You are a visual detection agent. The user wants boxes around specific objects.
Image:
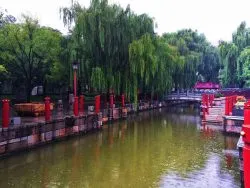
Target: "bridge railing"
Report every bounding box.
[165,92,202,101]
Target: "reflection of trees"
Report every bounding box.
[0,110,240,187]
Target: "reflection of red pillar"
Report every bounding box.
[74,96,79,116]
[242,101,250,188]
[79,95,84,113]
[121,94,125,107]
[225,154,233,168]
[45,97,51,122]
[110,94,114,109]
[95,95,100,114]
[2,99,10,128]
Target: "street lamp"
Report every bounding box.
[72,61,78,97]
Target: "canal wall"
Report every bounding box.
[0,114,101,157]
[0,101,168,158]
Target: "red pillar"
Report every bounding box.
[202,105,206,121]
[225,97,229,116]
[229,96,233,115]
[234,95,237,105]
[210,94,214,107]
[44,97,51,122]
[110,94,114,109]
[79,95,84,113]
[73,70,77,97]
[95,95,100,114]
[74,96,79,116]
[242,101,250,188]
[121,94,125,107]
[202,94,207,120]
[2,99,10,128]
[205,94,209,114]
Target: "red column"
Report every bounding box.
[73,70,77,97]
[79,95,84,113]
[234,95,237,105]
[202,94,207,120]
[95,95,100,114]
[210,94,214,107]
[74,96,79,116]
[121,94,125,107]
[202,105,206,121]
[242,101,250,188]
[225,97,229,116]
[229,96,234,115]
[2,99,10,128]
[44,97,51,122]
[205,94,209,114]
[110,94,114,109]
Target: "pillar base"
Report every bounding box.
[243,144,250,188]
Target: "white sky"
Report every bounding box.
[2,0,250,45]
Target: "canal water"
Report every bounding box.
[0,107,240,188]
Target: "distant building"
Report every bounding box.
[194,82,220,91]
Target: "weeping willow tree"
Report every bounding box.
[219,22,250,88]
[219,42,239,87]
[60,0,157,101]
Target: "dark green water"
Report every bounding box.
[0,107,240,188]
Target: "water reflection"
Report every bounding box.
[0,107,240,188]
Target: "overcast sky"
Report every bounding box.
[2,0,250,45]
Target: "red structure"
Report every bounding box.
[228,97,233,115]
[72,62,78,97]
[225,97,229,116]
[44,97,51,122]
[95,95,100,114]
[74,96,79,116]
[121,94,125,107]
[194,82,220,90]
[79,95,84,113]
[2,99,10,128]
[242,101,250,188]
[202,94,207,120]
[208,94,214,107]
[110,94,114,109]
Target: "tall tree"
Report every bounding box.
[0,16,61,101]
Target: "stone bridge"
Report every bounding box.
[165,93,202,102]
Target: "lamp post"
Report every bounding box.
[72,61,78,97]
[72,61,79,116]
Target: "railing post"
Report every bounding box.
[45,97,51,122]
[241,100,250,188]
[2,99,10,128]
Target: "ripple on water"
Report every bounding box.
[159,153,240,188]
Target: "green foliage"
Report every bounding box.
[0,16,61,101]
[91,67,106,91]
[163,29,219,89]
[219,22,250,88]
[241,48,250,86]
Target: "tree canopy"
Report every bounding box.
[0,16,61,101]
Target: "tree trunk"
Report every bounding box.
[26,80,32,103]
